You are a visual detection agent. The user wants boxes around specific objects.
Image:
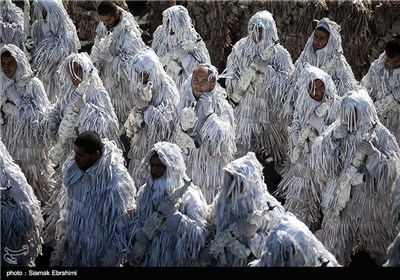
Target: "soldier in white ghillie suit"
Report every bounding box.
[276,64,341,233]
[124,47,179,186]
[361,36,400,146]
[46,52,121,169]
[0,44,56,204]
[206,152,285,267]
[90,1,146,131]
[1,138,44,267]
[310,88,400,266]
[224,10,294,169]
[283,18,358,123]
[50,131,137,267]
[151,5,211,90]
[248,212,341,267]
[43,52,122,247]
[172,63,236,204]
[124,48,179,188]
[361,39,400,242]
[127,141,209,267]
[29,0,81,103]
[0,0,24,49]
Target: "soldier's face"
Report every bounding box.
[386,53,400,69]
[191,66,216,100]
[150,155,166,179]
[308,79,325,102]
[313,29,329,50]
[100,11,120,28]
[1,56,17,79]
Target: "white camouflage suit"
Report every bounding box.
[124,48,179,188]
[0,44,56,204]
[361,49,400,145]
[151,5,211,90]
[277,64,341,232]
[172,64,236,204]
[311,88,400,266]
[207,152,286,267]
[128,141,209,267]
[283,18,359,122]
[1,138,44,267]
[224,10,294,167]
[30,0,81,103]
[90,5,146,128]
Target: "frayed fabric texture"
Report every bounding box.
[50,139,137,267]
[128,141,209,266]
[1,139,44,267]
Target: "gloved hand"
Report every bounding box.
[199,94,214,117]
[236,216,258,238]
[6,86,22,106]
[163,212,183,232]
[25,37,34,52]
[181,40,196,51]
[42,21,51,36]
[181,104,197,131]
[332,124,348,139]
[1,102,17,115]
[307,114,324,131]
[98,51,114,63]
[76,70,92,95]
[358,139,377,156]
[135,229,150,245]
[70,91,86,109]
[158,196,178,218]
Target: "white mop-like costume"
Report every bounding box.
[125,48,179,188]
[224,10,293,166]
[0,44,56,204]
[248,212,341,267]
[276,64,341,232]
[90,5,146,127]
[43,52,122,246]
[208,152,285,266]
[50,138,137,267]
[0,0,24,49]
[30,0,80,103]
[310,88,400,266]
[283,18,358,122]
[1,138,44,267]
[172,65,236,204]
[152,5,211,90]
[361,51,400,145]
[47,52,121,167]
[128,141,209,267]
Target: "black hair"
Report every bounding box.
[74,130,104,155]
[1,51,12,58]
[315,26,330,37]
[385,36,400,58]
[97,1,118,16]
